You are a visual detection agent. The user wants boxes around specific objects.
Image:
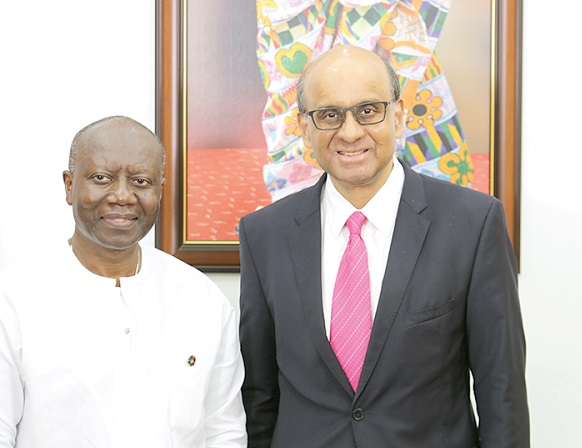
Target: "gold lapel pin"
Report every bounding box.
[187,355,196,366]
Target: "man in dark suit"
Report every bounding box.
[238,45,529,447]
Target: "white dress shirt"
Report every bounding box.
[0,243,246,447]
[321,156,405,337]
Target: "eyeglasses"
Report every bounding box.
[305,100,396,130]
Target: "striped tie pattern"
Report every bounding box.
[330,211,372,391]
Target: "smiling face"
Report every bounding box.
[298,46,404,207]
[63,118,165,252]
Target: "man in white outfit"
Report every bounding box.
[0,116,247,447]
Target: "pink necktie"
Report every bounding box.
[330,211,372,391]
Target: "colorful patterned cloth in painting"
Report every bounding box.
[255,0,474,201]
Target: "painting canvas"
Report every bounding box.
[156,0,521,270]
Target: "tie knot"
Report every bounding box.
[346,211,367,235]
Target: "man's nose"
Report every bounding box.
[107,180,137,204]
[336,110,365,141]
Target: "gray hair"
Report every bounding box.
[68,116,166,174]
[296,52,401,114]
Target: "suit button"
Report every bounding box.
[352,408,364,421]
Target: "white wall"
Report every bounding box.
[0,1,157,268]
[0,2,580,446]
[520,2,582,444]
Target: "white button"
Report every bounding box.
[125,328,131,335]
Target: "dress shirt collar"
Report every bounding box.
[322,155,405,237]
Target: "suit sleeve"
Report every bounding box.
[466,199,530,447]
[238,218,280,448]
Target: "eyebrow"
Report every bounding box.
[312,99,384,109]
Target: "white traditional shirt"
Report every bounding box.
[0,242,246,447]
[321,156,405,337]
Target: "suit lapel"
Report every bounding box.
[356,163,431,399]
[288,165,432,398]
[288,174,355,395]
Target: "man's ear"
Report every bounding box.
[393,98,405,139]
[160,177,165,200]
[63,171,73,206]
[297,112,312,149]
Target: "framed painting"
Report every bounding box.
[155,0,522,271]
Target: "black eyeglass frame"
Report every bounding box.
[305,99,397,130]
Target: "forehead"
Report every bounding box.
[76,122,163,173]
[304,51,392,108]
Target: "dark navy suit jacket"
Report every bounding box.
[239,161,529,447]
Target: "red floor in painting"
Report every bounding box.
[186,148,490,242]
[186,148,271,241]
[471,152,490,195]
